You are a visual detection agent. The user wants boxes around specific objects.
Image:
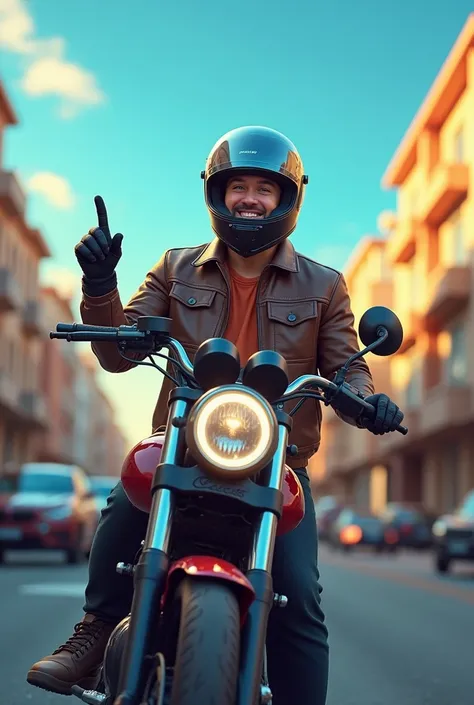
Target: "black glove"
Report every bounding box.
[359,393,404,435]
[75,195,123,297]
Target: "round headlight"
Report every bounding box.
[186,386,278,478]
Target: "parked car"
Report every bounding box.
[431,489,474,573]
[314,495,339,515]
[329,507,399,553]
[90,475,119,512]
[0,462,99,564]
[378,502,434,551]
[317,503,346,541]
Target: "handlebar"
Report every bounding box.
[50,322,408,435]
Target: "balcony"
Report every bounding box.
[386,218,418,264]
[0,268,22,313]
[0,170,26,219]
[19,391,49,429]
[325,416,374,476]
[420,163,468,227]
[0,371,19,415]
[424,265,471,332]
[418,384,472,437]
[23,300,43,336]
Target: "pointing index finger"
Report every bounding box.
[94,195,109,231]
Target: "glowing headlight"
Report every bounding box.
[186,386,278,478]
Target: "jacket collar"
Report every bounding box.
[192,237,299,273]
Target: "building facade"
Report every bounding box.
[0,82,51,471]
[308,238,395,513]
[0,79,126,478]
[310,15,474,515]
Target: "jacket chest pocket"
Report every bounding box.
[169,282,225,345]
[267,300,319,363]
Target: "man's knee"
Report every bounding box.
[101,481,144,520]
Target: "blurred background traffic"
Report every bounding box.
[1,2,474,704]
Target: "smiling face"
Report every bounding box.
[224,174,281,219]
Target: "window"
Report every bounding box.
[451,211,467,264]
[407,262,422,309]
[453,127,464,162]
[19,471,74,494]
[411,189,419,216]
[406,363,422,408]
[446,323,467,385]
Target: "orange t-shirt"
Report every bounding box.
[223,266,259,366]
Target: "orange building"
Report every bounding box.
[0,82,51,471]
[311,14,474,515]
[308,237,394,512]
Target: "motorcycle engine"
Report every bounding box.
[102,616,130,699]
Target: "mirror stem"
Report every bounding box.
[338,327,389,381]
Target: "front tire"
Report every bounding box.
[169,578,240,705]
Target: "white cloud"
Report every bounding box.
[0,0,35,53]
[0,0,105,117]
[27,171,76,209]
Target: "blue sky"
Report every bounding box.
[1,0,472,448]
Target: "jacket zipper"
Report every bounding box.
[216,262,231,336]
[255,265,270,350]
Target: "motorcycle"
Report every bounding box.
[48,304,407,705]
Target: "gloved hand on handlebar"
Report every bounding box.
[359,393,404,435]
[74,196,123,297]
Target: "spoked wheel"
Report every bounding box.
[167,577,240,705]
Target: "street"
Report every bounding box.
[1,548,473,705]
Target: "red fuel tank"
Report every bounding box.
[121,433,304,535]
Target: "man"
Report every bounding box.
[27,126,403,704]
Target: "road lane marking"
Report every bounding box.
[19,583,86,597]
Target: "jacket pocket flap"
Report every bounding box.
[267,300,317,326]
[170,282,216,308]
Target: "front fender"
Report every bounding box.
[163,555,256,625]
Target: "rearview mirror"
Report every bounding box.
[358,306,403,357]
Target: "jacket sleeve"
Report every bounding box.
[79,251,170,373]
[317,273,375,425]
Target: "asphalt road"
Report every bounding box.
[1,547,473,705]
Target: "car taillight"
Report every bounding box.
[340,524,363,545]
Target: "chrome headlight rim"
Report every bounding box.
[185,385,278,479]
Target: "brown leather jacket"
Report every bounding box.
[80,238,374,468]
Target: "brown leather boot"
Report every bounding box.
[27,613,117,695]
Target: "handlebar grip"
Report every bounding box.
[56,322,119,333]
[360,400,408,435]
[50,331,121,341]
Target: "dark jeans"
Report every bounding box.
[84,469,329,705]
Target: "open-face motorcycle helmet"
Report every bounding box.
[201,125,309,258]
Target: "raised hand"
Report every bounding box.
[75,196,123,281]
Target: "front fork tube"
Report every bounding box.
[114,399,189,705]
[237,424,289,705]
